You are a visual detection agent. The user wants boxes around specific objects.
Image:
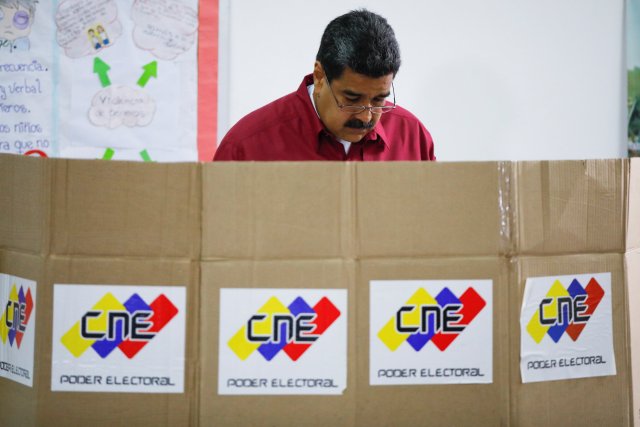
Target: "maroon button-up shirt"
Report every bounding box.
[213,75,435,161]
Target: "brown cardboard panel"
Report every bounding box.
[628,158,640,252]
[50,159,200,258]
[627,251,640,427]
[516,160,626,255]
[0,250,45,427]
[36,256,198,427]
[357,257,509,427]
[202,163,354,260]
[356,162,505,258]
[0,154,49,254]
[200,260,355,427]
[512,255,630,427]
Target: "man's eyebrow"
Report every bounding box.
[342,89,391,98]
[342,89,362,97]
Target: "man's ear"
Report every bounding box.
[313,61,325,89]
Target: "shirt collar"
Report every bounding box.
[296,74,389,150]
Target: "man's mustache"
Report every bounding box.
[344,119,375,130]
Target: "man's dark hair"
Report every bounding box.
[316,9,401,82]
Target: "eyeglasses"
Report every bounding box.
[324,76,396,115]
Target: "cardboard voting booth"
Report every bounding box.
[0,154,638,426]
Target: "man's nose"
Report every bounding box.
[354,107,374,122]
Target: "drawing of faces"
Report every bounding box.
[56,0,122,58]
[86,23,111,51]
[0,2,36,41]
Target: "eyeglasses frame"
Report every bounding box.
[324,76,396,115]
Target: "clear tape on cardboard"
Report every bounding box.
[497,161,515,256]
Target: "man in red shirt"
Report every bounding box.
[214,9,435,161]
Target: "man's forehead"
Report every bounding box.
[332,68,393,94]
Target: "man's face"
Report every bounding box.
[313,62,393,143]
[0,4,33,41]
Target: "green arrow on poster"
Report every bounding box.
[102,148,115,160]
[93,57,111,88]
[137,61,158,88]
[140,149,153,162]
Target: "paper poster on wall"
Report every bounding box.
[370,280,493,386]
[0,274,37,387]
[520,273,616,383]
[629,0,640,157]
[0,0,54,158]
[51,284,186,393]
[0,0,208,161]
[218,288,347,395]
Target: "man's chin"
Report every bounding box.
[341,128,369,142]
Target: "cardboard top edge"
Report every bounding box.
[60,155,199,167]
[3,153,630,167]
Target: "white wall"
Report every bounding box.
[218,0,627,160]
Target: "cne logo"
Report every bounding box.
[61,292,178,359]
[0,284,34,349]
[378,287,486,352]
[228,296,340,361]
[526,277,604,343]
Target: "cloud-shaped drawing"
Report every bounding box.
[89,85,156,129]
[131,0,198,61]
[56,0,123,58]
